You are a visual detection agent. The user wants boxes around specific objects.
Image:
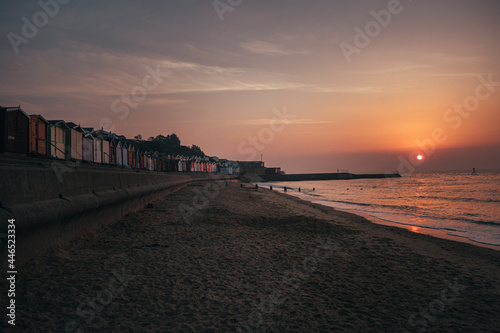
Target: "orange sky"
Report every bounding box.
[1,0,499,173]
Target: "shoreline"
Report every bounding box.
[12,181,500,332]
[263,186,500,253]
[255,183,500,252]
[353,211,500,252]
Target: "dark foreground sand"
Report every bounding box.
[7,182,500,332]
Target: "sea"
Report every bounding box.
[256,169,500,249]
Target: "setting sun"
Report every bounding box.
[417,154,424,161]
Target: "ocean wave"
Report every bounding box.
[415,195,500,204]
[333,200,500,227]
[453,217,500,226]
[308,197,371,207]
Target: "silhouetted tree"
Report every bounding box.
[131,133,204,157]
[191,145,204,156]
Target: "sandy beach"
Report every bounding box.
[9,181,500,332]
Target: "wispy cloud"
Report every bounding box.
[352,62,433,75]
[1,47,307,97]
[240,118,336,126]
[239,40,311,56]
[304,85,392,94]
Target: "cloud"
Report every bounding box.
[239,40,311,56]
[352,62,433,75]
[305,85,391,94]
[240,118,336,126]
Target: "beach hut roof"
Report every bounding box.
[66,122,84,132]
[1,106,29,118]
[48,120,69,129]
[84,131,94,139]
[29,114,48,124]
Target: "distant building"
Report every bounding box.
[238,161,265,175]
[219,159,240,175]
[265,167,281,175]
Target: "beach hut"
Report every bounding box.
[29,114,48,157]
[144,152,150,171]
[127,143,135,168]
[115,141,123,167]
[211,161,218,173]
[66,122,84,161]
[144,152,151,171]
[147,153,154,171]
[162,154,168,172]
[165,155,176,172]
[93,134,103,164]
[177,157,183,172]
[109,139,116,165]
[155,153,165,172]
[0,106,30,154]
[138,150,145,169]
[181,157,187,172]
[48,120,68,160]
[165,154,174,172]
[122,142,129,167]
[82,131,94,163]
[102,137,111,164]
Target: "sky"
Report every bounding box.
[1,0,499,173]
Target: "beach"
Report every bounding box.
[11,181,500,332]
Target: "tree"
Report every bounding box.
[154,134,165,142]
[166,134,181,147]
[128,132,204,157]
[191,145,204,157]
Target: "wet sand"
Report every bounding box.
[9,182,500,332]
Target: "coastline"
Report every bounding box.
[283,192,500,252]
[254,178,500,252]
[12,181,500,332]
[351,211,500,252]
[268,186,500,252]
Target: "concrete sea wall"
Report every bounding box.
[0,155,235,267]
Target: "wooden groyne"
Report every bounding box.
[259,172,401,182]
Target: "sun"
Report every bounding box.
[416,154,424,161]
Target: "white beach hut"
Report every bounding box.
[82,132,93,163]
